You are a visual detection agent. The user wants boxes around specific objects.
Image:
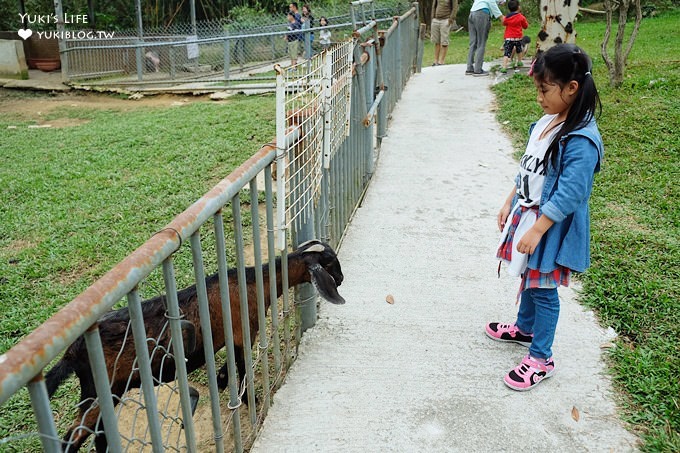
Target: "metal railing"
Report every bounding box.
[0,3,423,451]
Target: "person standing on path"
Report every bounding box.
[486,44,604,391]
[466,0,503,76]
[301,4,315,58]
[286,11,302,66]
[431,0,458,66]
[499,0,529,73]
[319,17,332,50]
[289,2,302,22]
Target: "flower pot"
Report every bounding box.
[28,57,61,71]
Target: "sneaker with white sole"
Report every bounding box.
[504,355,555,391]
[485,322,533,347]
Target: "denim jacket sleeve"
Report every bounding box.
[541,135,601,223]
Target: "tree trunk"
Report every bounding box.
[537,0,580,53]
[601,0,642,87]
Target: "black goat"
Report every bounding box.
[45,240,344,452]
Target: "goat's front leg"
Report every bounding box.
[63,407,99,453]
[216,345,252,406]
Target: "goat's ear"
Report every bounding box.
[302,243,325,253]
[309,264,345,304]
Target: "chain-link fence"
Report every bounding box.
[0,3,424,452]
[60,1,412,87]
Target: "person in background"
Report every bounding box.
[466,0,503,76]
[319,17,332,50]
[285,11,302,66]
[302,5,315,31]
[289,2,301,22]
[430,0,457,66]
[500,0,529,73]
[301,4,315,58]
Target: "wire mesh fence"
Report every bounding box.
[0,3,423,452]
[61,1,411,86]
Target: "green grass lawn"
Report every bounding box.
[483,11,679,452]
[0,92,276,449]
[0,94,276,354]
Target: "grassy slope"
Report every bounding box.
[488,12,679,452]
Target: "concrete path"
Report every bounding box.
[251,64,639,452]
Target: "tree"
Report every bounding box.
[537,0,580,53]
[601,0,642,87]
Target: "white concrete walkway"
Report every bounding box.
[251,64,639,452]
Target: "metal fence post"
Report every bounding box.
[264,165,283,373]
[53,0,69,83]
[83,325,124,452]
[297,220,317,332]
[249,178,272,411]
[213,210,244,453]
[321,51,333,244]
[161,259,197,451]
[223,33,231,81]
[231,195,257,425]
[27,375,61,453]
[170,45,176,79]
[134,0,144,81]
[188,234,225,453]
[127,290,165,453]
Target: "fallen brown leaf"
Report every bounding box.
[571,406,580,422]
[386,294,395,304]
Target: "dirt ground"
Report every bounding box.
[115,383,258,452]
[0,88,211,125]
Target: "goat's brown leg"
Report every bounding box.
[64,378,127,452]
[63,406,99,452]
[216,345,250,405]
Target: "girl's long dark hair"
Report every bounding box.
[532,44,602,168]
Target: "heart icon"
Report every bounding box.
[18,28,33,40]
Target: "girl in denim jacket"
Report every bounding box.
[486,44,603,391]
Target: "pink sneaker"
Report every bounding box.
[504,355,555,391]
[485,322,533,347]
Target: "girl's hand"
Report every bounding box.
[517,215,554,254]
[516,229,542,255]
[498,204,511,232]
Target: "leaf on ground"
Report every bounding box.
[571,406,580,422]
[386,294,394,304]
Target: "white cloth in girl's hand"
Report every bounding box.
[497,203,537,277]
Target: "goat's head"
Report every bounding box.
[296,240,345,305]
